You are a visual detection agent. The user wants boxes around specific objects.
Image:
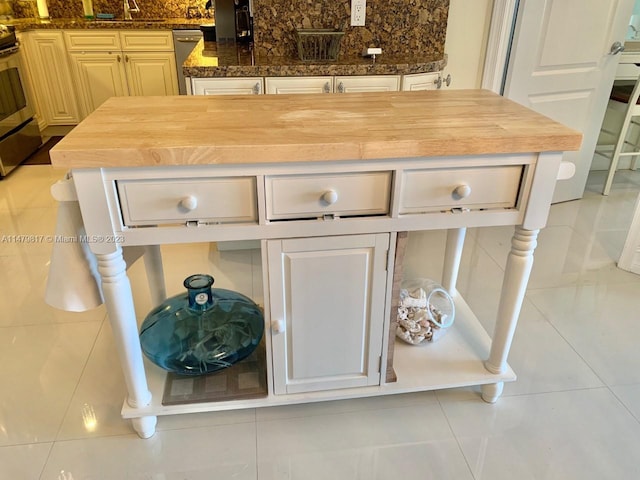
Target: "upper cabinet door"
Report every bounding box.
[268,233,390,395]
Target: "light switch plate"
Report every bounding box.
[351,0,366,26]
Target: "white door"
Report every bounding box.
[504,0,635,203]
[267,234,389,395]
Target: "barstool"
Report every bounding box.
[595,77,640,195]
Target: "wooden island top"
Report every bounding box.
[50,89,582,169]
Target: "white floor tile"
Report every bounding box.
[611,383,640,422]
[0,322,100,446]
[257,403,473,480]
[527,282,640,386]
[438,388,640,480]
[0,443,51,479]
[500,300,603,396]
[41,423,257,480]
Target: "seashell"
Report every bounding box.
[399,288,428,308]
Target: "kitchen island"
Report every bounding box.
[50,90,581,438]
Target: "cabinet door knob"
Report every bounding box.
[453,184,471,199]
[253,82,261,94]
[323,81,331,93]
[179,195,198,211]
[271,319,285,334]
[337,81,345,93]
[321,189,338,205]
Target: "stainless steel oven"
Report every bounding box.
[0,25,41,177]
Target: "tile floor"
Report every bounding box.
[1,165,640,479]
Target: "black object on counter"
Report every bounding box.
[200,24,216,42]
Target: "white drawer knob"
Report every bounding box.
[180,195,198,211]
[453,184,471,199]
[321,189,339,205]
[271,319,286,334]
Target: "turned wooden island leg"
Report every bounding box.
[442,228,466,293]
[98,248,157,438]
[143,245,166,307]
[482,226,539,403]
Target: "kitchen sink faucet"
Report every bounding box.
[123,0,139,20]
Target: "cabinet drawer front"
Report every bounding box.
[402,72,440,91]
[335,75,400,93]
[265,76,333,94]
[400,166,522,214]
[192,77,264,95]
[120,31,174,51]
[64,31,121,51]
[118,177,257,226]
[266,172,391,220]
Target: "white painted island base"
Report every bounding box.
[66,152,560,438]
[48,91,581,438]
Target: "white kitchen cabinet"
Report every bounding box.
[65,31,178,118]
[334,75,400,93]
[402,72,443,91]
[265,76,333,94]
[191,77,263,95]
[20,31,82,127]
[267,233,390,394]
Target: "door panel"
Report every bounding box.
[126,52,178,96]
[268,233,389,394]
[504,0,635,202]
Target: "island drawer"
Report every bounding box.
[265,171,392,220]
[399,166,523,214]
[117,177,257,226]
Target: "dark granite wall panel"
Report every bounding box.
[253,0,449,59]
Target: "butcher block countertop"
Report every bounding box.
[50,90,582,169]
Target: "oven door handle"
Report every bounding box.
[0,45,19,58]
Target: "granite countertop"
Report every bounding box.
[8,17,205,30]
[183,40,447,77]
[50,90,582,168]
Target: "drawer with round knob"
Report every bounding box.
[399,166,523,214]
[265,172,392,220]
[117,177,257,226]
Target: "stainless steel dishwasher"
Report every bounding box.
[172,29,203,95]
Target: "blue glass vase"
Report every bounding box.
[139,274,264,376]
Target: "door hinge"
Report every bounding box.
[378,355,382,373]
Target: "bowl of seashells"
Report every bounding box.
[396,278,455,345]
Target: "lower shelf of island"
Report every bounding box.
[121,291,515,419]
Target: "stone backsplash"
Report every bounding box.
[253,0,449,59]
[12,0,449,60]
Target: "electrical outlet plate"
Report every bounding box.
[351,0,366,26]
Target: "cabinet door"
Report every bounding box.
[21,31,81,126]
[268,233,389,394]
[68,52,128,118]
[124,52,179,96]
[191,77,264,95]
[402,72,441,91]
[335,75,400,93]
[265,76,333,94]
